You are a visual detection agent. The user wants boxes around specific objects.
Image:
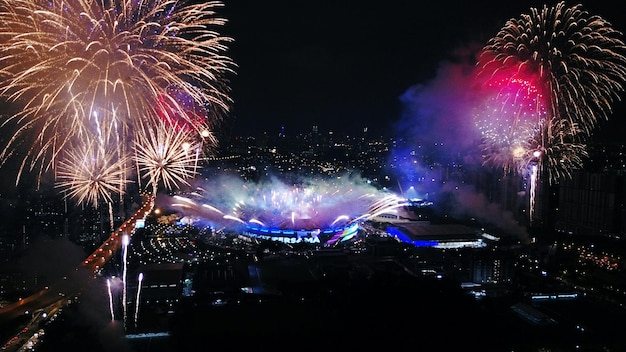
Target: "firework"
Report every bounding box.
[521,116,587,218]
[477,1,626,139]
[0,0,235,186]
[55,136,131,209]
[473,1,623,223]
[474,2,626,176]
[473,74,547,175]
[530,117,588,185]
[133,121,208,196]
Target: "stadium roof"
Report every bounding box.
[391,223,479,240]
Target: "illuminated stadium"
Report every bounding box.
[161,173,411,246]
[243,221,360,245]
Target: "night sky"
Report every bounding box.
[219,0,626,143]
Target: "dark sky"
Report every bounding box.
[219,0,626,143]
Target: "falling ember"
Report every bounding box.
[107,202,114,232]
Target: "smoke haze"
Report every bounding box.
[388,47,529,241]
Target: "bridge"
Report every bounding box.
[0,194,155,351]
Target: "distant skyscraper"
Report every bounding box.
[556,171,625,237]
[471,251,514,284]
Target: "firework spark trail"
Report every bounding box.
[122,234,129,328]
[0,0,235,189]
[134,272,144,328]
[107,278,115,322]
[107,202,114,232]
[529,163,538,222]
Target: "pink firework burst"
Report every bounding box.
[474,67,548,174]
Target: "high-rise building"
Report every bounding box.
[556,171,625,237]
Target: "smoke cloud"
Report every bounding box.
[388,46,529,241]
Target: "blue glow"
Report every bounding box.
[387,227,411,242]
[413,240,439,247]
[386,227,438,247]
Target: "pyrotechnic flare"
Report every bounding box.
[0,0,235,185]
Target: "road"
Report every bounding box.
[0,194,154,351]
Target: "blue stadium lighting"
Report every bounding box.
[387,227,411,242]
[412,240,439,247]
[386,227,438,247]
[240,218,362,246]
